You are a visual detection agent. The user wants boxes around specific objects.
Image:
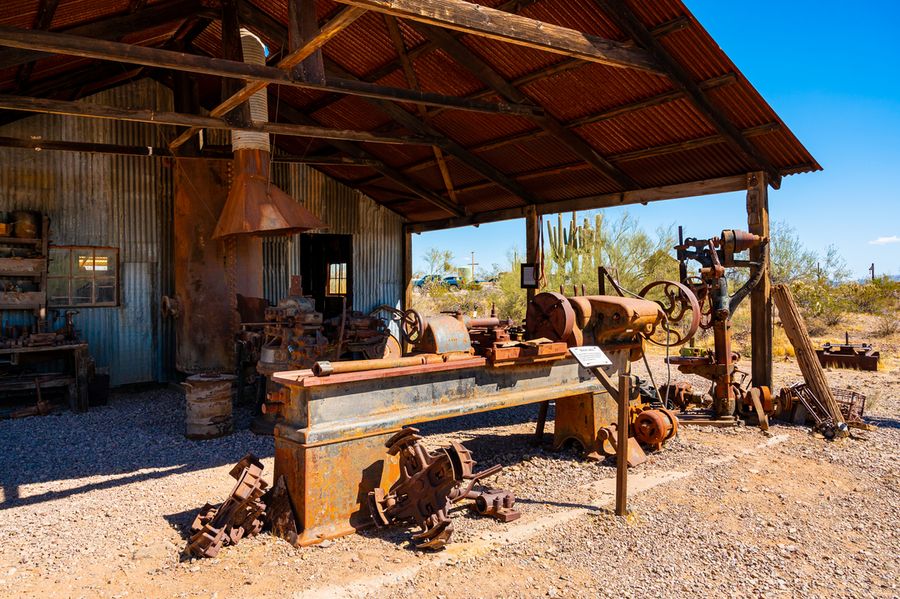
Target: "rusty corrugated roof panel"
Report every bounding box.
[0,0,821,225]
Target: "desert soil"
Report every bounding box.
[0,356,897,598]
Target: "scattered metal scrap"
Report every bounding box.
[186,454,268,558]
[368,428,519,550]
[816,333,880,371]
[779,383,873,438]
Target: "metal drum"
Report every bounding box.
[184,373,235,439]
[11,210,39,239]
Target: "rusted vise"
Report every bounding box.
[368,428,517,550]
[186,454,268,558]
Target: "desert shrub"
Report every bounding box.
[873,312,899,338]
[840,277,900,314]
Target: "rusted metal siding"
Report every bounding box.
[266,162,404,325]
[0,79,174,386]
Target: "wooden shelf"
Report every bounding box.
[0,236,42,246]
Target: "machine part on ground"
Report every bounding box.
[779,383,870,436]
[183,373,235,440]
[637,280,701,347]
[468,488,520,522]
[778,383,851,439]
[186,454,268,558]
[367,427,516,550]
[816,333,880,371]
[632,408,679,450]
[597,424,647,467]
[773,284,846,433]
[657,381,711,411]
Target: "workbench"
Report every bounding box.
[271,349,630,545]
[0,343,91,412]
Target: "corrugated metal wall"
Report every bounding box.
[0,80,404,385]
[0,79,175,386]
[267,163,404,320]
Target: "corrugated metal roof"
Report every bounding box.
[0,0,820,226]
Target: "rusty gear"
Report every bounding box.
[186,454,268,558]
[368,427,517,550]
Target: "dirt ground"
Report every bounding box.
[1,355,897,599]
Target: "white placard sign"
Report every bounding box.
[569,345,612,369]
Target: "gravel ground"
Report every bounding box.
[0,356,897,598]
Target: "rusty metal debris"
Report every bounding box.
[186,454,268,558]
[817,333,880,371]
[368,427,518,550]
[632,408,679,450]
[779,383,872,438]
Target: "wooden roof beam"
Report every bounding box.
[0,0,209,71]
[415,22,637,190]
[384,15,460,206]
[356,72,738,186]
[0,26,545,119]
[332,0,661,73]
[14,0,61,91]
[0,94,443,146]
[593,0,782,188]
[406,174,750,233]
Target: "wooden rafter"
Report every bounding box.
[299,14,689,125]
[327,60,541,205]
[356,72,739,186]
[331,0,661,73]
[384,15,459,206]
[416,23,637,189]
[0,0,209,71]
[592,0,782,187]
[14,0,61,90]
[449,122,780,196]
[0,94,443,146]
[288,0,326,83]
[273,100,465,217]
[405,174,750,233]
[0,26,545,119]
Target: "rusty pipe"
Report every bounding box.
[313,354,444,376]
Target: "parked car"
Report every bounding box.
[443,275,462,290]
[413,274,443,288]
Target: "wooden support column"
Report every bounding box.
[747,171,772,389]
[402,229,413,312]
[525,205,539,303]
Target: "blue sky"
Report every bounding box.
[413,0,900,279]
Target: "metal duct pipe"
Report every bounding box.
[233,29,269,152]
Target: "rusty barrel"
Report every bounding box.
[184,373,235,439]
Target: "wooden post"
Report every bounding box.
[772,284,845,427]
[401,229,413,313]
[747,171,772,389]
[615,373,630,516]
[525,205,539,303]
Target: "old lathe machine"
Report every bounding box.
[265,290,685,544]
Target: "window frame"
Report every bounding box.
[325,262,348,297]
[47,245,120,308]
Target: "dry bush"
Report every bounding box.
[872,312,899,338]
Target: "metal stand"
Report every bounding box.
[615,374,629,516]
